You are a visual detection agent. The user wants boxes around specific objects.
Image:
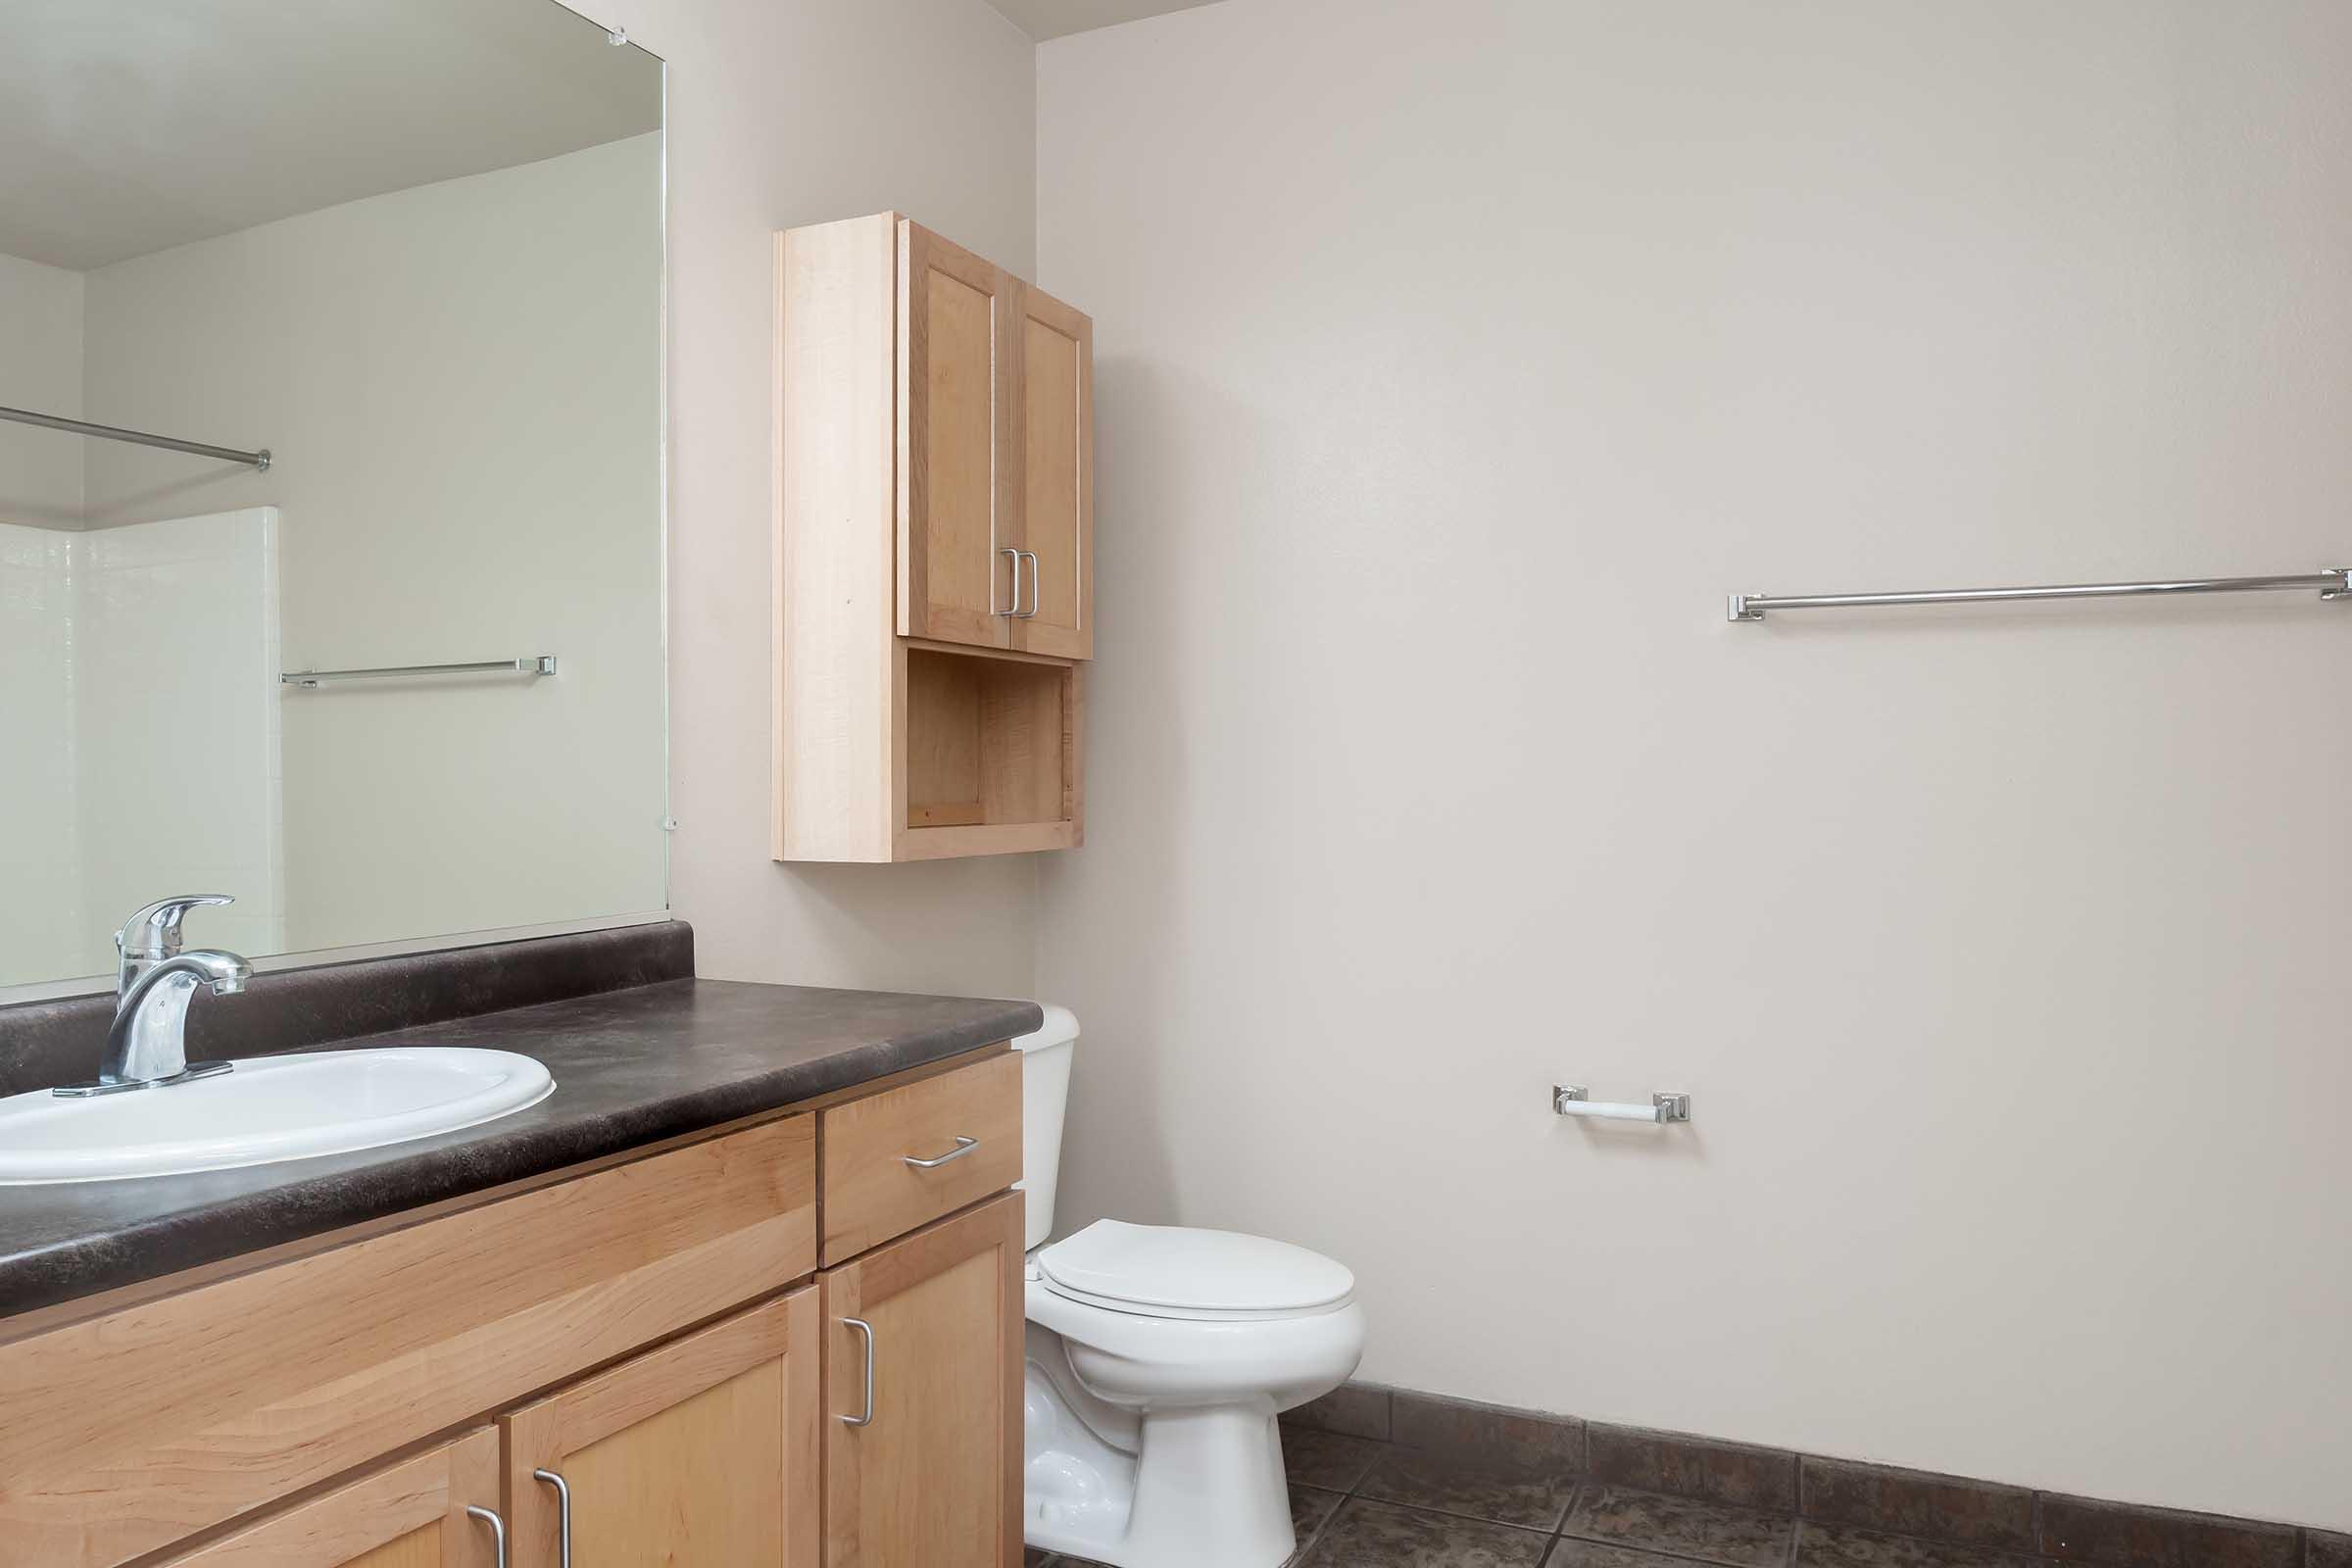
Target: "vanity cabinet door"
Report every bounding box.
[1010,282,1094,661]
[501,1289,821,1568]
[821,1192,1025,1568]
[157,1428,503,1568]
[899,219,1018,652]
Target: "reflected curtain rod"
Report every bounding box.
[0,403,270,472]
[1729,568,2349,622]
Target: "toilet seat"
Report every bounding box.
[1036,1219,1354,1322]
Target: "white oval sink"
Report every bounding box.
[0,1048,555,1185]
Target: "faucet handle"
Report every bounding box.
[116,895,235,963]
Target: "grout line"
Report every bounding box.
[1291,1493,1339,1565]
[1555,1477,1587,1537]
[1355,1494,1576,1536]
[1550,1507,1773,1568]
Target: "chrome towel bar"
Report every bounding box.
[1729,568,2349,622]
[1554,1085,1691,1124]
[0,403,270,471]
[280,656,557,689]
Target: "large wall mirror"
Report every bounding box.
[0,1,666,993]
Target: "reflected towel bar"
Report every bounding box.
[0,403,270,472]
[280,657,558,689]
[1553,1085,1691,1124]
[1729,568,2350,622]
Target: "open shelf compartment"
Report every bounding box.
[902,645,1081,856]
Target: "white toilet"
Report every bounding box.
[1015,1006,1366,1568]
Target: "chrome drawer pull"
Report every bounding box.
[902,1134,979,1169]
[466,1505,509,1568]
[840,1316,877,1426]
[532,1469,572,1568]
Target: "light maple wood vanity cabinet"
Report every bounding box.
[774,213,1093,862]
[0,1051,1025,1568]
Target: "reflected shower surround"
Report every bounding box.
[0,512,283,984]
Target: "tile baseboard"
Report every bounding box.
[1285,1381,2344,1566]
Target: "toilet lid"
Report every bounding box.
[1037,1219,1355,1318]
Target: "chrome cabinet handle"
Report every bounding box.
[1016,550,1041,617]
[839,1317,876,1426]
[998,546,1022,616]
[902,1134,979,1169]
[465,1505,509,1568]
[532,1469,571,1568]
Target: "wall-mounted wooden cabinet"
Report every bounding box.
[897,221,1093,659]
[776,213,1092,861]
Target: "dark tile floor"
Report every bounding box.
[1024,1420,2057,1567]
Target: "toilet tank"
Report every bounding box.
[1011,1004,1080,1250]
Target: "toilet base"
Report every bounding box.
[1023,1333,1300,1568]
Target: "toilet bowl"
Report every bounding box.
[1014,1010,1366,1568]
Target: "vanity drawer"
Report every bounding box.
[819,1050,1021,1263]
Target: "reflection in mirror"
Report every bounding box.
[0,0,666,990]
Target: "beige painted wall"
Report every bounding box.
[79,135,667,961]
[1035,0,2352,1531]
[601,0,1045,998]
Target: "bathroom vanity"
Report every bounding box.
[0,928,1034,1568]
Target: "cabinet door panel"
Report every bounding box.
[157,1429,501,1568]
[504,1289,820,1568]
[823,1193,1023,1568]
[900,220,1015,650]
[1012,285,1093,660]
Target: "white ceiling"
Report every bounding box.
[0,0,660,271]
[988,0,1227,42]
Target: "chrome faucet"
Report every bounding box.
[54,897,252,1098]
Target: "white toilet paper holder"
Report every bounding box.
[1553,1085,1691,1124]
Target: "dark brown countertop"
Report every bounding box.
[0,972,1041,1320]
